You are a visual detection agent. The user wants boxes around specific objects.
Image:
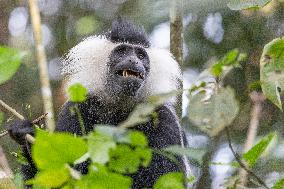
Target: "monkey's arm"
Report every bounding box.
[141,104,186,148]
[132,104,188,189]
[7,101,87,184]
[7,120,37,184]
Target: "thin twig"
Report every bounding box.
[225,127,269,189]
[32,113,48,124]
[0,100,24,120]
[0,130,8,137]
[28,0,55,131]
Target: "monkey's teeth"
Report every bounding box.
[121,70,142,78]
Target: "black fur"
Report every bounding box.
[106,18,150,47]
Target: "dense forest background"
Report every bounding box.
[0,0,284,188]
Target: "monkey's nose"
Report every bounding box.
[127,56,140,64]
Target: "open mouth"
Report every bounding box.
[117,70,144,79]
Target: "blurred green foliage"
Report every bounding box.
[228,0,272,10]
[0,46,24,85]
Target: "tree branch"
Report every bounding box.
[225,127,269,189]
[0,100,24,120]
[239,92,265,186]
[28,0,55,132]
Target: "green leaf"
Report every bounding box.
[67,83,87,103]
[28,166,69,188]
[13,173,24,189]
[95,126,148,147]
[187,176,196,183]
[108,144,152,174]
[76,168,132,189]
[75,16,101,36]
[120,92,177,128]
[32,184,49,189]
[260,38,284,110]
[0,46,25,85]
[163,145,206,164]
[33,129,88,170]
[87,131,116,164]
[220,49,239,65]
[211,49,245,77]
[272,178,284,189]
[188,87,239,137]
[211,64,223,77]
[154,172,185,189]
[242,132,276,167]
[227,0,272,10]
[127,131,148,147]
[249,81,262,91]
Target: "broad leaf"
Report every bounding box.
[228,0,272,10]
[272,178,284,189]
[67,83,87,103]
[87,131,116,164]
[163,145,206,164]
[29,166,69,188]
[154,172,185,189]
[189,87,239,137]
[0,46,25,85]
[211,49,245,78]
[108,144,152,174]
[33,129,88,170]
[242,132,276,167]
[95,126,148,147]
[260,38,284,110]
[76,168,132,189]
[119,92,177,128]
[127,131,148,147]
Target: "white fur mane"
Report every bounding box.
[62,36,181,102]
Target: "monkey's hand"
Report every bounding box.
[7,120,34,145]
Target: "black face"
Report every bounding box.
[106,44,150,97]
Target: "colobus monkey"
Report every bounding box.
[8,18,190,189]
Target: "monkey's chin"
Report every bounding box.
[120,77,144,97]
[121,84,142,97]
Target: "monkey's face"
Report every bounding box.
[107,44,150,97]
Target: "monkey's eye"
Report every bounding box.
[136,49,146,60]
[116,46,127,55]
